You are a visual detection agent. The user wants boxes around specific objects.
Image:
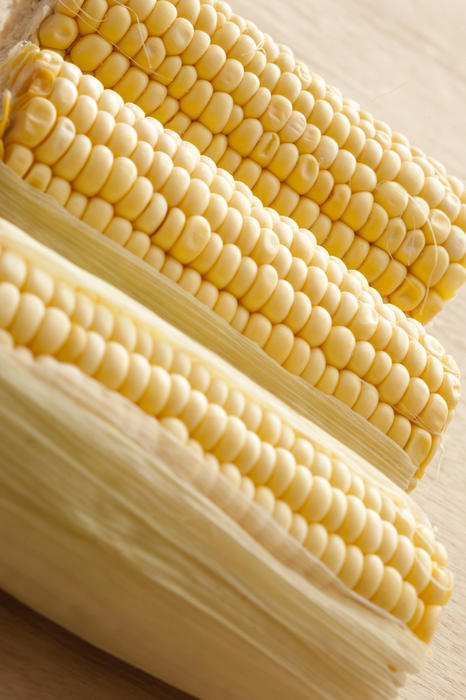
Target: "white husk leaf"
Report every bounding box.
[0,0,54,62]
[0,349,426,700]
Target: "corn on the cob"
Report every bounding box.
[0,218,453,648]
[0,45,460,482]
[0,346,429,700]
[29,0,466,322]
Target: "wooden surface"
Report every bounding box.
[1,0,465,698]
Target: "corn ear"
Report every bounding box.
[0,218,450,698]
[0,44,460,484]
[0,348,428,700]
[9,0,465,322]
[0,161,429,490]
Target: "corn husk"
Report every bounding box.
[0,346,426,700]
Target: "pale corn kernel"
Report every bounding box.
[375,515,398,560]
[353,555,385,598]
[421,567,453,606]
[321,488,348,532]
[6,97,57,149]
[378,364,410,405]
[339,545,364,588]
[369,403,395,434]
[371,566,403,611]
[321,535,347,575]
[304,523,328,559]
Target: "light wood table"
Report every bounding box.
[1,1,465,698]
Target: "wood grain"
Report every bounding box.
[0,590,192,700]
[1,0,465,698]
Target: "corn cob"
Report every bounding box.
[0,348,428,700]
[28,0,466,323]
[0,219,453,649]
[0,45,460,484]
